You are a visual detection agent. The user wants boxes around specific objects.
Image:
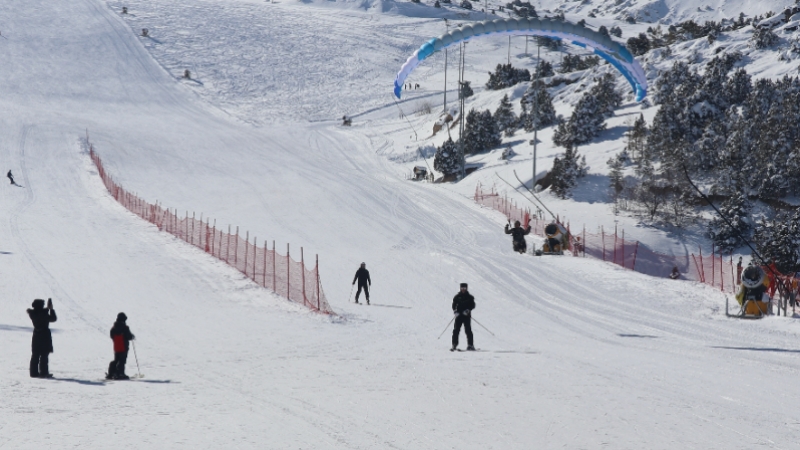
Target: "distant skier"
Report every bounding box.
[352,262,371,305]
[106,313,135,380]
[669,266,680,280]
[7,170,16,185]
[27,298,57,378]
[451,283,475,351]
[504,220,531,254]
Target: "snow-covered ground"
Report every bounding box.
[2,0,800,448]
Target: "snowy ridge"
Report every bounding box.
[1,0,800,448]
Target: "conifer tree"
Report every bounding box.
[519,80,557,132]
[494,94,518,136]
[434,138,461,176]
[708,193,752,252]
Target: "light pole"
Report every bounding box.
[459,41,467,179]
[532,42,540,189]
[443,19,449,114]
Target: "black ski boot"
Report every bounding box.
[467,346,476,351]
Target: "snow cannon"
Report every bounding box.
[537,223,569,255]
[731,265,771,318]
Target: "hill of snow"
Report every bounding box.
[1,0,800,448]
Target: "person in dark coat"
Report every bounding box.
[451,283,476,351]
[27,298,57,378]
[504,220,531,254]
[7,170,16,185]
[352,262,371,305]
[106,313,135,380]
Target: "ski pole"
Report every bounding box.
[437,314,458,339]
[470,316,496,337]
[348,284,355,303]
[132,340,143,378]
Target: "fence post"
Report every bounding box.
[263,241,268,288]
[244,231,249,276]
[316,254,321,311]
[614,224,618,266]
[273,240,276,292]
[699,246,705,283]
[583,225,586,258]
[711,243,715,288]
[720,253,724,292]
[205,218,210,253]
[601,225,606,261]
[226,225,231,264]
[287,243,290,300]
[191,212,196,246]
[621,229,625,269]
[632,241,639,272]
[252,236,257,283]
[234,226,239,267]
[301,247,307,308]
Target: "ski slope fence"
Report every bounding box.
[88,143,333,314]
[473,183,736,292]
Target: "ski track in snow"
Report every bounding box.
[1,0,800,448]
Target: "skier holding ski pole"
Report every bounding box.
[106,313,135,380]
[352,262,371,305]
[451,283,476,351]
[505,220,531,254]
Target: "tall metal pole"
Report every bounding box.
[459,41,467,179]
[443,20,449,114]
[532,43,540,188]
[507,36,511,64]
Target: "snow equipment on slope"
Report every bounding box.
[726,265,772,318]
[682,165,790,317]
[536,222,570,255]
[394,18,648,102]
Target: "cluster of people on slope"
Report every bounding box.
[26,298,135,380]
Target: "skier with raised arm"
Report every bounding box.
[27,298,57,378]
[504,220,531,254]
[352,262,371,305]
[451,283,475,351]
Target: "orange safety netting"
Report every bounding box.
[90,144,333,314]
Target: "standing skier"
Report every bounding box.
[106,313,135,380]
[7,170,16,185]
[27,298,57,378]
[451,283,475,351]
[504,220,531,254]
[352,262,371,305]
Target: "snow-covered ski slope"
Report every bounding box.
[1,0,800,448]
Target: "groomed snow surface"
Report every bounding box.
[1,0,800,448]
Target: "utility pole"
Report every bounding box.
[532,42,540,189]
[507,36,511,65]
[443,19,449,114]
[459,41,467,179]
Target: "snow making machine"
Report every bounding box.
[536,223,570,256]
[726,265,772,319]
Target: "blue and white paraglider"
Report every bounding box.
[394,18,648,102]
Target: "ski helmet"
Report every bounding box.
[514,220,521,227]
[31,299,45,309]
[460,283,468,288]
[117,312,127,322]
[741,266,765,289]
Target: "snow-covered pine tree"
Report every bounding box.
[752,209,800,274]
[607,152,626,211]
[494,94,517,136]
[750,27,779,49]
[534,60,554,78]
[460,0,473,10]
[610,26,622,38]
[553,91,606,148]
[549,146,586,198]
[434,138,461,176]
[590,73,622,118]
[625,113,648,164]
[598,25,610,37]
[724,68,752,105]
[519,79,556,132]
[707,192,752,252]
[627,33,651,56]
[462,109,501,155]
[486,63,531,90]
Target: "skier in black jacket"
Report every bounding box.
[27,298,57,378]
[106,313,135,380]
[451,283,476,351]
[7,170,16,185]
[352,262,371,305]
[505,220,531,254]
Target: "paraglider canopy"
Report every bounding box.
[394,18,648,101]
